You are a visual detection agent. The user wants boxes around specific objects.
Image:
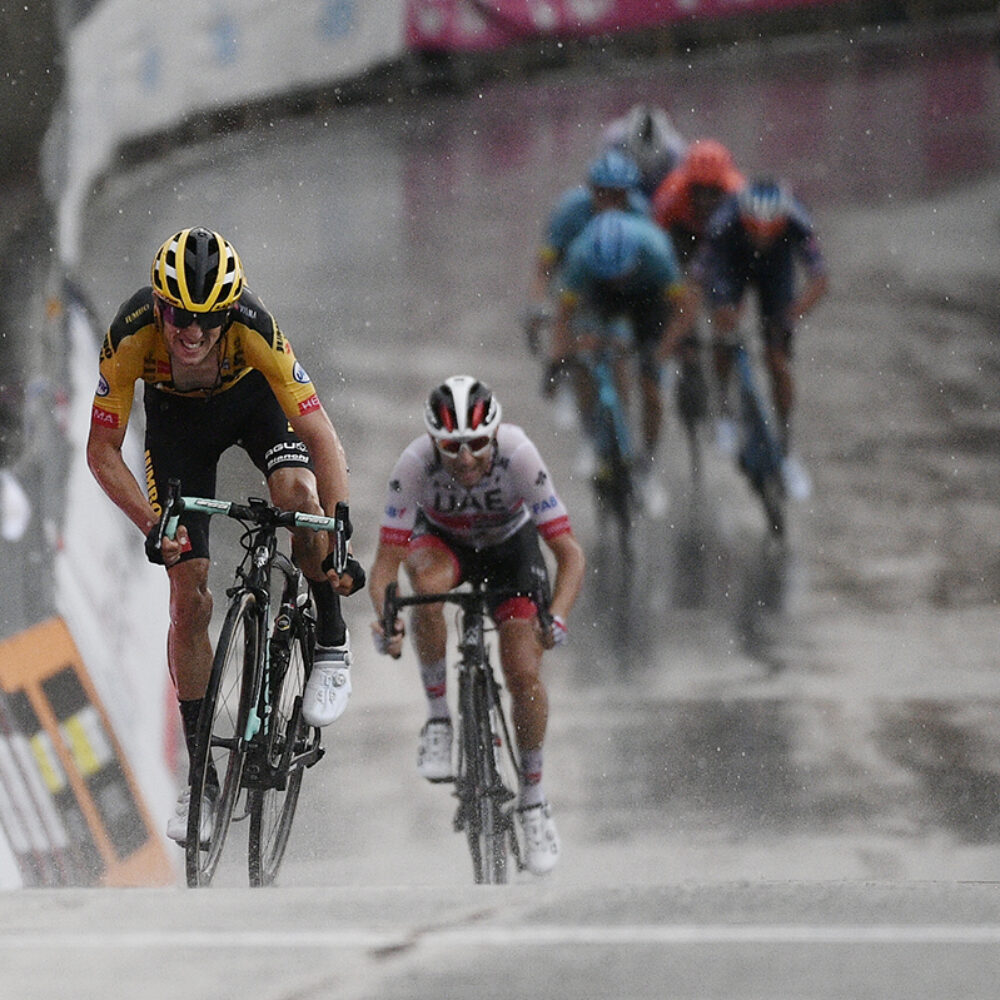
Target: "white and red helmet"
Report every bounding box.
[424,375,502,449]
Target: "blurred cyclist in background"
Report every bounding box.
[651,140,746,437]
[548,209,693,516]
[601,103,688,198]
[525,148,648,351]
[693,178,829,493]
[525,149,650,458]
[86,226,364,846]
[653,139,745,265]
[368,375,585,876]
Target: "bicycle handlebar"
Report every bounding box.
[153,477,352,572]
[381,581,553,644]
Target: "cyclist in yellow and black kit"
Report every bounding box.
[87,226,364,846]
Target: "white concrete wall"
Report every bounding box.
[59,1,407,266]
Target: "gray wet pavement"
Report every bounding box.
[68,17,1000,887]
[4,881,1000,1000]
[3,13,1000,999]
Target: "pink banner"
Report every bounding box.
[406,0,846,51]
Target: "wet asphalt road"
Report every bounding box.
[7,15,1000,998]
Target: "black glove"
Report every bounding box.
[144,524,165,565]
[321,551,366,596]
[343,555,366,596]
[522,305,550,355]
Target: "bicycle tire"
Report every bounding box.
[675,351,707,476]
[760,475,786,537]
[247,626,307,886]
[456,667,512,884]
[591,398,634,539]
[734,347,787,536]
[248,559,313,887]
[486,669,523,876]
[187,590,259,888]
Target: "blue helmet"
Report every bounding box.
[737,177,793,226]
[587,149,641,191]
[582,211,642,280]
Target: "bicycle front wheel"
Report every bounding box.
[592,400,634,549]
[187,590,259,888]
[458,667,514,885]
[247,612,310,887]
[675,351,707,477]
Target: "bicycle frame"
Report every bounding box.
[573,341,635,543]
[382,581,544,884]
[156,479,349,886]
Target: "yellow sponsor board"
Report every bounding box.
[0,619,172,886]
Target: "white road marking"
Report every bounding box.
[3,925,1000,949]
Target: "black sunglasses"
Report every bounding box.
[158,300,229,331]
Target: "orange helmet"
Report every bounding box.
[684,139,741,190]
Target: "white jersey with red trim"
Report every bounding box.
[378,424,572,551]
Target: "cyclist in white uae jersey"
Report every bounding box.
[368,376,585,875]
[378,425,571,550]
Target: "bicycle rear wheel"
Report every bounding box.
[247,612,311,887]
[187,590,258,888]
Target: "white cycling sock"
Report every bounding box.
[519,747,545,808]
[420,657,448,720]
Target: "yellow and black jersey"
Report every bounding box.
[91,287,322,431]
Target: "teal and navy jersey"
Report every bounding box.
[542,185,650,267]
[558,211,683,303]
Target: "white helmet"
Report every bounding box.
[604,104,687,193]
[424,375,502,450]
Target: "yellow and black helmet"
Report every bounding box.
[150,227,244,312]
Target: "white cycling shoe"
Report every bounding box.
[781,453,812,501]
[417,718,454,782]
[517,801,561,876]
[166,786,215,847]
[634,466,669,519]
[715,416,739,456]
[303,634,352,727]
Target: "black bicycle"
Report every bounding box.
[729,341,786,536]
[155,478,350,887]
[382,580,547,884]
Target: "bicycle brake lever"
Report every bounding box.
[331,501,350,575]
[161,478,183,542]
[380,582,404,658]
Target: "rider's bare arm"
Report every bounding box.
[289,406,350,516]
[790,271,829,322]
[549,293,577,363]
[542,529,585,628]
[87,421,192,566]
[87,421,158,536]
[367,541,409,656]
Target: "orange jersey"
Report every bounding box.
[91,287,321,431]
